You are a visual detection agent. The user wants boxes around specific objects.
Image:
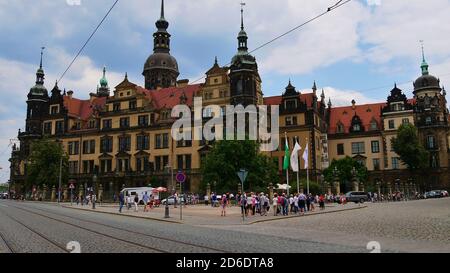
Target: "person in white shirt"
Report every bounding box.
[293,195,299,214]
[289,195,294,213]
[272,194,278,216]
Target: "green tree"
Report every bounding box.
[201,140,278,193]
[323,157,368,191]
[26,138,68,189]
[391,124,429,171]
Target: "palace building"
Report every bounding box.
[9,1,450,198]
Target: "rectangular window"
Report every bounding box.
[113,103,121,112]
[102,119,112,130]
[351,142,365,154]
[100,138,113,153]
[120,117,130,128]
[101,159,112,173]
[285,117,293,126]
[129,100,137,110]
[402,118,410,125]
[83,140,95,154]
[88,120,96,129]
[155,134,162,149]
[69,161,79,174]
[389,120,395,129]
[163,156,169,169]
[119,136,131,152]
[185,154,192,170]
[137,135,150,150]
[392,157,400,170]
[163,133,169,148]
[427,136,436,149]
[50,105,59,115]
[337,144,345,155]
[155,156,161,171]
[68,141,80,155]
[373,159,380,171]
[82,160,94,174]
[43,122,52,135]
[177,155,184,170]
[371,141,380,153]
[138,115,149,127]
[55,121,64,134]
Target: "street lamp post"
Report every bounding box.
[58,156,62,203]
[92,174,97,210]
[164,165,171,218]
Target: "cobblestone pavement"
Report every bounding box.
[62,202,366,226]
[205,198,450,253]
[0,200,366,253]
[1,198,448,253]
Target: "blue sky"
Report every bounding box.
[1,0,450,181]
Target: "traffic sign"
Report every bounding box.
[69,184,75,189]
[237,169,248,184]
[176,172,186,183]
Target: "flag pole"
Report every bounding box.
[285,132,289,197]
[306,138,310,195]
[296,136,300,194]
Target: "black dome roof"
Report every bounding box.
[414,74,440,92]
[143,53,179,73]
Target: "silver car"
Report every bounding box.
[345,191,369,203]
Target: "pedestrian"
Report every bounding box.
[319,194,325,210]
[298,192,306,215]
[289,194,294,213]
[80,195,84,206]
[306,194,311,211]
[204,194,209,206]
[251,194,256,216]
[272,193,278,216]
[127,195,132,210]
[293,194,299,214]
[309,194,315,212]
[220,194,227,217]
[246,194,252,216]
[134,195,139,212]
[119,191,124,213]
[143,192,150,212]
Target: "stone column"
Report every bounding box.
[51,186,56,202]
[98,184,103,203]
[326,182,332,196]
[360,182,365,193]
[206,183,211,198]
[63,186,68,202]
[42,184,47,201]
[268,183,274,202]
[300,181,304,194]
[333,176,340,195]
[79,184,84,199]
[351,168,359,191]
[377,182,381,197]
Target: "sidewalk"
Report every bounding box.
[62,203,368,226]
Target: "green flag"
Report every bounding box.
[283,137,290,170]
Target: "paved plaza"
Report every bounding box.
[0,198,449,253]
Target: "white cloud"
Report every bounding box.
[301,87,378,107]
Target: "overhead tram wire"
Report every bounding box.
[58,0,120,83]
[189,0,353,85]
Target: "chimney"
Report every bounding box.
[89,92,97,103]
[177,79,189,88]
[67,90,74,99]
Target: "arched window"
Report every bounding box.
[336,122,344,134]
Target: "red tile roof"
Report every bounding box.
[329,102,386,134]
[136,84,202,109]
[264,92,323,108]
[63,96,107,120]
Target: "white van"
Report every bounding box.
[121,187,155,205]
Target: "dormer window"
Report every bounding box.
[50,105,59,115]
[350,115,364,133]
[336,122,344,134]
[370,120,378,131]
[285,99,297,110]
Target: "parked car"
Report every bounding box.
[424,191,441,199]
[161,195,185,205]
[345,191,369,203]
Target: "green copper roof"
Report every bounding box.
[100,67,108,87]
